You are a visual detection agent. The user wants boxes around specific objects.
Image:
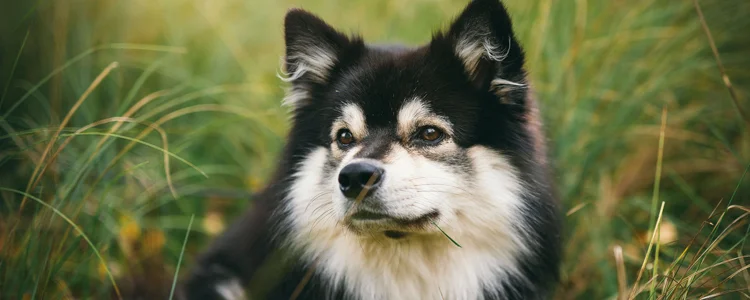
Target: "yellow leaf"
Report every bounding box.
[646,219,678,246]
[141,229,166,257]
[203,212,225,236]
[119,214,141,242]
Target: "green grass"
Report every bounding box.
[1,0,749,299]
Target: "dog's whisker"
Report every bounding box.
[305,191,333,212]
[308,208,336,235]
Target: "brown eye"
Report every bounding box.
[337,129,355,146]
[419,126,444,143]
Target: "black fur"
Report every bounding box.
[180,0,561,299]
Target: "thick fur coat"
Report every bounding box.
[180,1,562,299]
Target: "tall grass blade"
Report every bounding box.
[169,214,195,300]
[650,106,668,298]
[692,0,748,125]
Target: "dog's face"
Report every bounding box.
[281,0,541,247]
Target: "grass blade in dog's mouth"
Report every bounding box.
[432,221,461,248]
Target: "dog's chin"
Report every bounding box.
[344,210,441,239]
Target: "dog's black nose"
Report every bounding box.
[338,162,384,199]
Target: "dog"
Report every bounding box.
[180,0,562,299]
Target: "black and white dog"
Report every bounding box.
[181,0,561,299]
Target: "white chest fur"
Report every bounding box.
[312,234,524,300]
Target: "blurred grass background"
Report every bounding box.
[1,0,749,299]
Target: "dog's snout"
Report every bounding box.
[338,162,384,199]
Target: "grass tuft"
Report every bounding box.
[0,187,122,299]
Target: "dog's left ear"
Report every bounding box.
[281,9,362,109]
[434,0,527,96]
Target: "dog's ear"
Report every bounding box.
[433,0,527,97]
[281,9,359,108]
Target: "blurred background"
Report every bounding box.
[1,0,748,299]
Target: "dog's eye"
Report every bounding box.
[336,129,355,146]
[418,126,444,143]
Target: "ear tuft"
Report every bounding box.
[439,0,527,95]
[280,9,356,108]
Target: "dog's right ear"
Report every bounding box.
[281,9,359,108]
[431,0,527,103]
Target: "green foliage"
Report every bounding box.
[1,0,748,299]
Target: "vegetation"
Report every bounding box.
[1,0,748,299]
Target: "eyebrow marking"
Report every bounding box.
[330,103,368,140]
[397,98,453,139]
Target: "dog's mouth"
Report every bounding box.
[349,210,439,225]
[349,210,390,220]
[383,230,408,239]
[346,210,440,238]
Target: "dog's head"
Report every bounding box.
[280,0,545,247]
